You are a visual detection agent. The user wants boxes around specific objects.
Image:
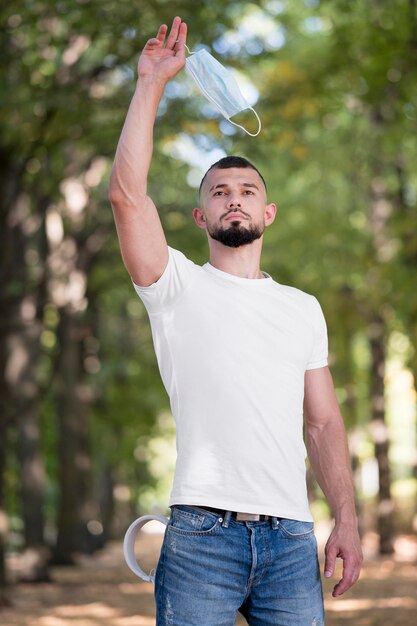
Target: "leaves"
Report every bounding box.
[1,0,416,576]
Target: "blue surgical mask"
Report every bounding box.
[184,47,261,137]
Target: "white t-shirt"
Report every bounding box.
[133,247,328,521]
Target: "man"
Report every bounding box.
[109,16,363,626]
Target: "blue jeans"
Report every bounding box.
[155,505,324,626]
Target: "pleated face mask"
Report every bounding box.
[184,47,261,137]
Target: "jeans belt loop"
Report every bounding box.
[271,516,279,530]
[222,510,232,528]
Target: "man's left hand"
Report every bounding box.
[324,521,363,597]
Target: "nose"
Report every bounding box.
[227,197,241,209]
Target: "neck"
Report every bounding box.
[208,238,264,279]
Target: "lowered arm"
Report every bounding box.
[304,366,363,597]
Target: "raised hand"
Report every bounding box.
[138,16,187,82]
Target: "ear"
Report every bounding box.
[264,202,277,227]
[193,207,207,230]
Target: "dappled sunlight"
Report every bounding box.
[85,158,109,188]
[29,603,122,624]
[46,210,64,247]
[62,35,90,67]
[393,534,417,561]
[326,596,417,612]
[2,538,417,626]
[49,269,87,311]
[321,548,417,624]
[214,5,286,55]
[55,602,119,617]
[114,618,155,626]
[5,335,29,385]
[60,179,88,217]
[2,2,417,626]
[118,582,155,595]
[118,581,147,595]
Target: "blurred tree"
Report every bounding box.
[1,0,416,600]
[222,0,417,551]
[0,0,241,594]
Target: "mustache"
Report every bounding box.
[220,208,251,220]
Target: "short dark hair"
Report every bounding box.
[199,156,267,195]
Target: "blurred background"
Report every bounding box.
[1,0,417,624]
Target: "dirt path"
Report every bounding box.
[1,532,417,626]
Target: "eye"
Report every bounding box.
[213,191,226,196]
[243,190,255,195]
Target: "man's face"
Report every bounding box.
[194,167,276,248]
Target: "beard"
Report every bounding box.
[207,220,264,248]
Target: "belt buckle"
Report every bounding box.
[236,512,261,521]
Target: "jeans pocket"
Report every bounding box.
[278,518,315,539]
[168,506,221,536]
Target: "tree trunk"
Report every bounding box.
[99,462,115,542]
[16,386,46,547]
[367,106,395,554]
[54,307,101,563]
[15,311,50,581]
[0,157,20,603]
[408,327,417,515]
[0,417,10,606]
[0,177,49,593]
[393,156,417,516]
[0,215,11,601]
[14,212,50,582]
[368,315,394,554]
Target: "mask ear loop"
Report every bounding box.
[228,108,262,137]
[184,44,193,55]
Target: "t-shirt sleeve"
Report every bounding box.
[306,296,328,370]
[132,247,196,314]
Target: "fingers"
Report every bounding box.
[143,24,168,50]
[177,20,187,44]
[325,539,362,597]
[324,544,337,580]
[156,23,168,43]
[174,21,187,58]
[144,37,161,49]
[332,555,362,597]
[166,16,182,50]
[144,17,186,55]
[324,525,363,598]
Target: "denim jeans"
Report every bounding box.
[155,505,324,626]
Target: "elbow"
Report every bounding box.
[108,188,120,209]
[108,175,147,212]
[108,184,132,215]
[108,176,122,207]
[107,167,127,207]
[305,409,342,437]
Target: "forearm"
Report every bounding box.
[109,76,166,207]
[307,412,358,526]
[304,367,362,595]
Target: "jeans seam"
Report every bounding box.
[155,513,324,624]
[251,525,272,586]
[244,526,257,599]
[279,527,315,539]
[155,528,168,604]
[167,519,221,536]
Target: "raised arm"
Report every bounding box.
[108,17,187,286]
[304,366,363,597]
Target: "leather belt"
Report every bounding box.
[193,505,271,522]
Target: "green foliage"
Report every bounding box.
[1,0,416,559]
